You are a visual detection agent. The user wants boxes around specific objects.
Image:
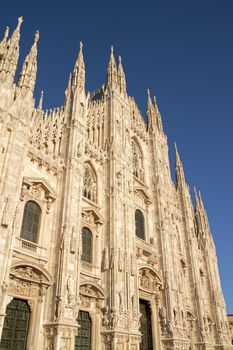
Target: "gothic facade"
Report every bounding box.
[0,17,232,350]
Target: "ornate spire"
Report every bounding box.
[18,31,39,93]
[175,143,186,186]
[0,16,23,79]
[118,56,126,94]
[106,46,118,89]
[72,41,85,91]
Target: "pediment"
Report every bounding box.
[22,177,56,200]
[82,207,103,225]
[134,187,151,205]
[79,282,105,299]
[10,261,53,286]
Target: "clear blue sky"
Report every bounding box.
[1,0,232,312]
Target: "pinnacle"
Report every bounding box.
[38,90,44,110]
[18,16,23,26]
[34,31,39,44]
[4,26,9,39]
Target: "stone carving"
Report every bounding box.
[103,247,109,271]
[11,266,41,281]
[67,275,75,303]
[119,290,124,313]
[83,163,97,202]
[55,295,63,321]
[109,307,118,328]
[1,196,10,227]
[159,306,167,335]
[102,306,109,326]
[2,280,9,293]
[131,294,137,313]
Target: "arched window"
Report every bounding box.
[83,164,97,202]
[132,139,143,180]
[135,209,145,240]
[81,227,93,264]
[20,201,41,243]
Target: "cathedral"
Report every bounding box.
[0,17,232,350]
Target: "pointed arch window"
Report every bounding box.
[81,227,93,264]
[20,201,41,243]
[135,209,145,240]
[83,164,97,203]
[132,139,144,180]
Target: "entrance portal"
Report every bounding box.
[0,298,30,350]
[74,310,91,350]
[139,299,153,350]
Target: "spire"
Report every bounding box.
[175,143,186,186]
[147,89,153,111]
[38,90,44,110]
[106,46,118,89]
[18,31,39,93]
[0,26,9,55]
[0,16,23,79]
[198,190,206,213]
[147,89,155,132]
[118,56,126,94]
[154,96,164,133]
[72,41,85,91]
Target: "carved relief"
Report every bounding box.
[139,267,162,295]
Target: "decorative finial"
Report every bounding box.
[119,55,121,63]
[34,31,39,44]
[80,41,83,51]
[111,45,114,54]
[147,88,150,96]
[18,16,23,26]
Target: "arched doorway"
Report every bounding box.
[0,298,30,350]
[139,299,153,350]
[74,310,91,350]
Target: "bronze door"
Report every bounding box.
[75,311,91,350]
[0,299,30,350]
[139,300,153,350]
